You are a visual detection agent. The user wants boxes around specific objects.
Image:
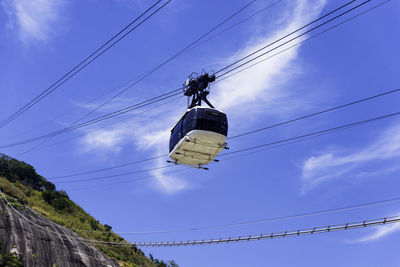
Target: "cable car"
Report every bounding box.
[169,106,228,166]
[168,72,228,167]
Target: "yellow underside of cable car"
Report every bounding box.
[169,130,227,166]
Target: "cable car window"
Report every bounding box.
[170,119,182,152]
[205,110,220,121]
[194,118,226,135]
[187,109,196,120]
[185,109,196,134]
[182,114,188,136]
[177,120,182,139]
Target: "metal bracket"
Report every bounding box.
[166,160,209,170]
[183,72,216,109]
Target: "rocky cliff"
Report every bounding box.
[0,154,174,267]
[0,199,119,267]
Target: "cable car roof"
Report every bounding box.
[170,106,226,132]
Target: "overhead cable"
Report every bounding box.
[49,154,169,179]
[9,0,257,153]
[0,0,169,130]
[17,96,184,156]
[75,0,257,120]
[0,0,376,149]
[228,88,400,140]
[71,195,400,235]
[220,110,400,157]
[28,0,393,157]
[7,0,268,147]
[66,168,189,192]
[215,0,392,83]
[215,0,372,78]
[3,190,397,249]
[6,0,276,146]
[181,0,283,56]
[52,165,174,184]
[46,87,400,179]
[49,110,400,185]
[89,216,400,247]
[0,90,182,149]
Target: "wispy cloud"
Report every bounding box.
[2,0,65,43]
[73,96,144,114]
[79,0,327,193]
[150,155,190,194]
[77,98,178,154]
[77,99,192,194]
[301,123,400,192]
[80,127,130,154]
[354,214,400,243]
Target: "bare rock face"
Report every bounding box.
[0,201,119,267]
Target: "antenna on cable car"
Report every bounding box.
[183,71,216,109]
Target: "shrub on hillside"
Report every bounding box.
[0,154,47,191]
[42,189,72,212]
[0,177,27,204]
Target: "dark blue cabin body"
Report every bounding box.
[169,108,228,153]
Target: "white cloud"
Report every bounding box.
[150,155,190,194]
[74,96,143,114]
[79,0,327,193]
[301,123,400,192]
[355,217,400,243]
[208,0,326,131]
[2,0,65,43]
[80,127,130,153]
[78,107,192,194]
[77,98,178,154]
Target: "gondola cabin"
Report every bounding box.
[169,106,228,166]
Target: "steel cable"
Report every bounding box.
[0,0,169,129]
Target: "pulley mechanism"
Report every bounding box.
[183,71,216,109]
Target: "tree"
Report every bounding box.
[168,260,179,267]
[104,224,112,231]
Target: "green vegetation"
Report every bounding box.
[0,154,178,267]
[0,252,24,267]
[0,241,23,267]
[0,178,27,204]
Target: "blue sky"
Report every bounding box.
[1,0,400,266]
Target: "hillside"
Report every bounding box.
[0,154,177,267]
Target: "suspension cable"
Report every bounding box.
[19,0,257,155]
[0,0,380,150]
[4,0,257,153]
[52,165,174,184]
[71,195,400,235]
[220,110,400,157]
[2,190,399,248]
[17,96,184,156]
[78,216,400,247]
[49,110,400,185]
[214,0,359,76]
[228,88,400,140]
[215,0,391,84]
[46,87,400,179]
[0,0,169,130]
[181,0,283,56]
[0,90,183,149]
